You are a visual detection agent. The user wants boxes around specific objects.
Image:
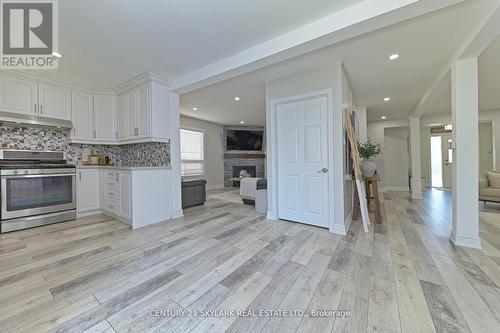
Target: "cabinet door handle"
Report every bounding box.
[40,104,43,114]
[116,173,119,182]
[115,131,118,139]
[79,171,82,181]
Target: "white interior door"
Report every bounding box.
[277,96,329,228]
[442,134,453,188]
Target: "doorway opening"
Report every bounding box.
[430,134,453,189]
[430,136,443,188]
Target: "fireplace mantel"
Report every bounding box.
[224,152,266,159]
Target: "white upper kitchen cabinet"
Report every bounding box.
[38,83,71,120]
[136,83,150,137]
[116,79,170,143]
[93,94,117,142]
[71,90,94,140]
[127,89,138,138]
[117,93,129,141]
[77,169,100,213]
[0,76,37,116]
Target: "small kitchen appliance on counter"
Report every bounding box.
[0,150,76,233]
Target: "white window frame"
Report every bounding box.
[180,127,206,180]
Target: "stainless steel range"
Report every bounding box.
[0,150,76,233]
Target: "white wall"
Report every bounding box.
[341,65,355,229]
[168,92,183,218]
[479,122,494,175]
[180,115,225,189]
[384,127,410,191]
[420,126,432,187]
[356,105,368,143]
[367,119,410,189]
[265,63,349,234]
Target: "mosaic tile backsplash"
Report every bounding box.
[66,142,170,167]
[0,124,170,167]
[0,125,66,150]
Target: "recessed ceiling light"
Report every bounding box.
[234,97,240,101]
[389,54,399,60]
[381,116,387,120]
[192,107,198,111]
[240,121,245,124]
[384,97,391,102]
[52,52,63,58]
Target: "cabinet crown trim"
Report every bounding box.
[1,71,115,95]
[114,72,172,94]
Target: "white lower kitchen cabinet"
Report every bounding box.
[76,169,100,213]
[77,166,171,229]
[119,171,132,219]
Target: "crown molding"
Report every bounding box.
[0,70,116,95]
[113,72,172,95]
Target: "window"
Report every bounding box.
[180,129,205,178]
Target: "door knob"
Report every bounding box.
[317,168,328,173]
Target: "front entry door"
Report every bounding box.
[277,96,329,228]
[442,134,453,189]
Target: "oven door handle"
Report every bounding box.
[1,173,76,179]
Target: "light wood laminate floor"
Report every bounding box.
[0,189,499,332]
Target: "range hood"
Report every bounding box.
[0,111,73,129]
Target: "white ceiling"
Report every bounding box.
[33,0,365,89]
[180,0,496,124]
[479,35,500,111]
[418,35,500,116]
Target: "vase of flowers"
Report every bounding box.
[357,139,382,177]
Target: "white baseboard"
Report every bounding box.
[77,209,104,218]
[266,211,278,220]
[172,209,184,219]
[450,231,482,249]
[332,223,347,236]
[332,211,353,236]
[102,211,132,226]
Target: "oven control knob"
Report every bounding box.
[14,170,19,175]
[24,170,29,174]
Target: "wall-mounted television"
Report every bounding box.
[226,129,264,151]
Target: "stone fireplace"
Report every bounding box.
[224,156,265,187]
[233,166,256,177]
[223,125,266,187]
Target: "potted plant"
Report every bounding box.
[357,139,382,177]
